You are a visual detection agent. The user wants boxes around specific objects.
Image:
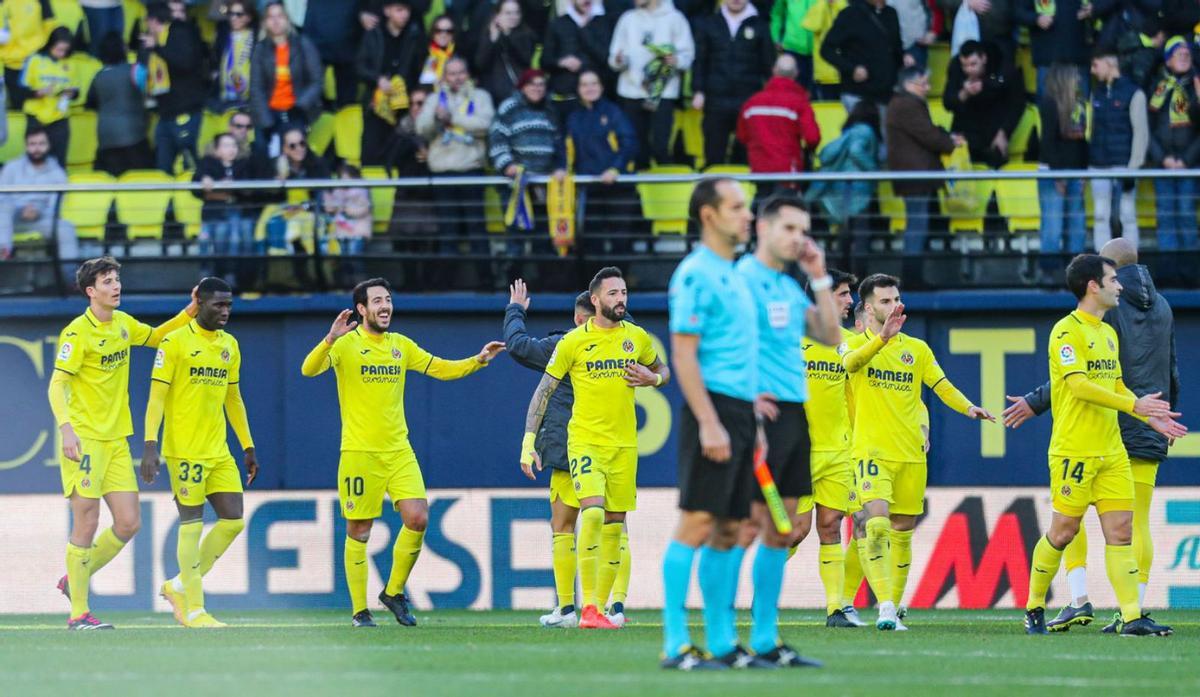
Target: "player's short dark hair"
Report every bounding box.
[352,277,392,312]
[858,273,900,302]
[196,276,232,300]
[588,266,623,295]
[688,177,734,223]
[75,256,121,296]
[757,191,808,220]
[830,269,858,292]
[574,291,595,315]
[1065,254,1116,299]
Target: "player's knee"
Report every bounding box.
[113,515,141,540]
[404,510,429,532]
[889,515,916,532]
[789,515,813,544]
[816,518,841,545]
[346,519,373,541]
[1047,521,1080,549]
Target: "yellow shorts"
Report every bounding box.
[1131,457,1159,487]
[549,468,580,508]
[338,447,426,520]
[567,442,638,512]
[1049,452,1134,517]
[60,438,137,499]
[807,450,853,514]
[855,455,926,516]
[166,453,242,506]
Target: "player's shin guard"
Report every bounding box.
[88,528,128,575]
[385,527,425,596]
[65,543,91,618]
[344,537,369,614]
[662,541,697,658]
[1027,535,1065,611]
[842,538,864,607]
[611,531,631,606]
[551,532,576,610]
[861,518,892,601]
[177,520,204,613]
[889,529,914,606]
[698,546,736,657]
[1134,482,1153,586]
[750,544,789,655]
[819,543,845,615]
[199,518,244,576]
[596,523,623,608]
[1105,544,1141,623]
[577,507,604,607]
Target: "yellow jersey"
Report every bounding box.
[803,326,856,453]
[151,321,241,460]
[53,307,188,441]
[21,53,72,125]
[843,329,946,463]
[545,319,659,448]
[306,327,486,452]
[1048,310,1126,457]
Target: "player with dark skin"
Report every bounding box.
[140,287,258,520]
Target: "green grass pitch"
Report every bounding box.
[2,609,1197,696]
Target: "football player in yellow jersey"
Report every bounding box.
[302,278,505,628]
[842,274,994,630]
[1022,255,1184,637]
[48,257,198,629]
[519,267,670,630]
[140,277,256,628]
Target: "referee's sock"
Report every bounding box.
[699,545,736,657]
[727,544,747,610]
[661,540,696,658]
[750,544,789,655]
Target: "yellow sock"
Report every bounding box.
[577,506,604,607]
[818,543,845,615]
[1027,535,1064,610]
[198,518,245,576]
[551,532,576,609]
[177,520,204,613]
[1133,482,1153,584]
[88,528,127,575]
[344,537,368,614]
[66,543,91,618]
[842,538,864,607]
[861,517,892,601]
[385,527,425,596]
[596,523,623,608]
[1063,519,1087,574]
[889,529,914,606]
[1105,544,1141,623]
[611,531,631,605]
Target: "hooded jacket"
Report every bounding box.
[1024,264,1181,462]
[736,76,822,173]
[942,41,1026,168]
[607,0,696,100]
[821,0,904,102]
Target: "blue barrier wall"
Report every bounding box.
[2,290,1198,494]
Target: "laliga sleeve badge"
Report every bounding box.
[154,349,165,369]
[58,343,73,362]
[1059,344,1076,366]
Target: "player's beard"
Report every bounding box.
[600,302,626,322]
[366,311,390,333]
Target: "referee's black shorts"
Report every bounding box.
[678,392,757,520]
[754,400,812,501]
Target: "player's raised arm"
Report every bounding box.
[301,310,357,377]
[842,303,905,373]
[798,238,841,347]
[503,280,558,372]
[414,338,506,380]
[136,285,201,349]
[519,372,562,479]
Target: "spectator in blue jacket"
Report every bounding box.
[560,70,638,253]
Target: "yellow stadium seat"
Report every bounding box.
[878,180,906,233]
[1016,45,1037,95]
[1136,177,1156,229]
[61,171,115,241]
[0,112,26,163]
[116,170,174,239]
[360,166,396,234]
[198,110,234,157]
[812,101,847,153]
[335,105,363,167]
[66,53,101,112]
[928,102,953,130]
[994,163,1040,233]
[938,164,995,234]
[702,164,756,207]
[66,110,98,172]
[670,109,704,168]
[1008,104,1040,161]
[928,43,950,98]
[173,172,203,240]
[484,186,505,233]
[635,165,695,235]
[308,111,336,157]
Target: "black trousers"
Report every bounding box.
[621,97,676,169]
[701,99,747,167]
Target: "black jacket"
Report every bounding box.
[192,156,250,219]
[1037,95,1088,169]
[303,0,365,65]
[542,13,615,98]
[140,20,208,117]
[821,0,903,103]
[474,25,537,105]
[1015,0,1091,67]
[691,10,776,104]
[357,21,428,104]
[1024,264,1181,462]
[942,42,1026,168]
[504,303,573,472]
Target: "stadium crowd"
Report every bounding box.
[0,0,1199,276]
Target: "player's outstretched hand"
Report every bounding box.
[244,447,258,486]
[967,405,996,422]
[509,279,531,310]
[477,341,506,364]
[797,238,827,279]
[623,362,659,387]
[700,420,732,463]
[140,442,160,484]
[1149,415,1188,440]
[1133,392,1180,419]
[327,309,358,343]
[60,424,81,462]
[519,444,542,480]
[1002,395,1034,428]
[880,302,906,340]
[754,393,780,422]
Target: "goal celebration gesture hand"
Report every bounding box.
[325,309,358,344]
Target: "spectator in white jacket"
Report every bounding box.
[608,0,694,168]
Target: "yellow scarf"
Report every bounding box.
[547,175,576,256]
[146,25,172,96]
[1150,73,1192,127]
[371,76,410,125]
[421,42,454,85]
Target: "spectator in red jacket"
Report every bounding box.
[736,54,821,198]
